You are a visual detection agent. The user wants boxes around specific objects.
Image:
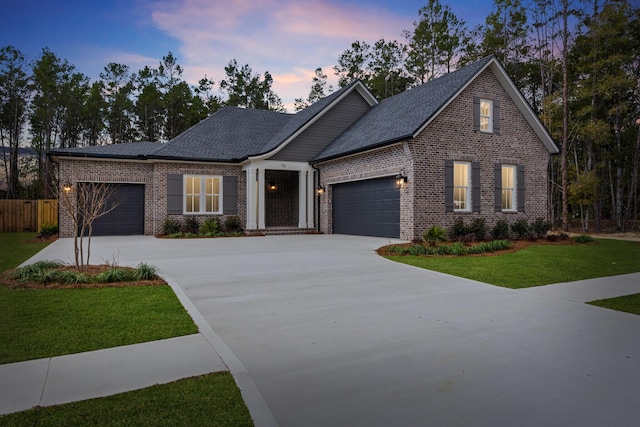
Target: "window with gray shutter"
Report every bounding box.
[472,162,481,212]
[493,100,501,134]
[167,174,183,214]
[473,98,481,132]
[517,165,525,212]
[494,164,502,212]
[444,160,454,212]
[223,176,238,215]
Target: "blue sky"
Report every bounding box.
[1,0,493,110]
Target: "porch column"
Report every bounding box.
[306,170,315,229]
[257,168,266,229]
[298,171,308,228]
[246,168,257,229]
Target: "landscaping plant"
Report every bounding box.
[422,225,447,247]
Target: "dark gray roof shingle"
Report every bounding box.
[50,142,165,159]
[153,107,292,161]
[312,55,494,162]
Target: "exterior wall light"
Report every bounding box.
[395,172,407,188]
[316,185,325,195]
[268,181,277,191]
[62,183,73,193]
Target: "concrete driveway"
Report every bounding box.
[30,234,640,426]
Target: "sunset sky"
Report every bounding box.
[1,0,494,110]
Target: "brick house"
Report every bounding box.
[50,55,558,240]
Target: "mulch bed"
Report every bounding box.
[377,235,580,257]
[0,264,166,290]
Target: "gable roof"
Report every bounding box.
[50,56,557,165]
[312,55,559,162]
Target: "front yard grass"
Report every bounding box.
[0,284,198,364]
[588,293,640,315]
[385,238,640,289]
[0,372,254,427]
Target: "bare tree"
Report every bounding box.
[59,181,121,270]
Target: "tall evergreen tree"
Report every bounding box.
[220,59,285,111]
[0,46,29,199]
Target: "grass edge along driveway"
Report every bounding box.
[0,233,254,426]
[385,238,640,289]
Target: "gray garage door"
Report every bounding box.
[332,177,400,238]
[82,183,145,236]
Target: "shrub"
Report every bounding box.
[95,268,134,283]
[531,218,551,238]
[54,270,93,285]
[182,217,199,234]
[408,244,428,256]
[134,263,159,280]
[200,218,221,235]
[450,217,470,241]
[163,217,181,235]
[37,224,59,238]
[14,260,65,282]
[469,218,488,241]
[511,219,530,239]
[573,234,596,243]
[450,242,468,256]
[492,219,510,239]
[224,215,242,233]
[388,245,407,255]
[422,225,447,247]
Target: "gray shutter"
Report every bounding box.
[445,160,454,212]
[472,162,481,212]
[517,165,525,212]
[494,164,502,212]
[167,174,183,214]
[223,176,238,215]
[493,99,500,134]
[473,97,480,132]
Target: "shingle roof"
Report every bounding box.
[312,55,495,162]
[49,142,165,159]
[152,107,292,161]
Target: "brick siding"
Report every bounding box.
[316,68,552,241]
[57,159,245,237]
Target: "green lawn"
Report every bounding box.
[386,238,640,289]
[0,372,254,427]
[0,285,198,364]
[0,232,52,272]
[588,293,640,315]
[0,232,252,424]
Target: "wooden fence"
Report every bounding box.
[0,200,58,233]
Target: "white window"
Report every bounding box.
[184,175,221,214]
[454,162,471,211]
[501,165,516,211]
[480,99,493,133]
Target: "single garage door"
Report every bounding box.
[332,177,400,238]
[81,183,145,236]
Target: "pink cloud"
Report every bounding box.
[149,0,410,110]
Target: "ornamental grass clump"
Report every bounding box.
[95,268,134,283]
[14,260,65,282]
[422,225,447,247]
[134,263,159,280]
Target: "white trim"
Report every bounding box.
[183,174,223,215]
[479,98,493,133]
[501,164,517,212]
[453,161,471,212]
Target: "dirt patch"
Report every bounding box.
[0,264,166,290]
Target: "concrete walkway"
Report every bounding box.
[2,235,640,426]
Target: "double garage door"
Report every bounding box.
[83,183,145,236]
[332,177,400,238]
